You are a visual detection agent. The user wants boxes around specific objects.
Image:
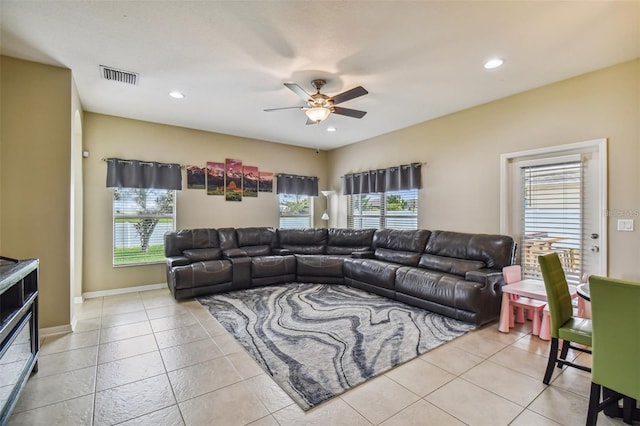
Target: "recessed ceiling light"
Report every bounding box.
[326,126,337,132]
[168,90,185,99]
[484,58,504,70]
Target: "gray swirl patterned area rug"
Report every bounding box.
[197,283,475,410]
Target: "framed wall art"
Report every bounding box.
[225,158,243,201]
[186,165,206,189]
[206,162,225,195]
[243,165,258,197]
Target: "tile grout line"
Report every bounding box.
[90,295,104,426]
[146,293,189,426]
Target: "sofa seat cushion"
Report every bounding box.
[241,245,271,257]
[296,255,346,278]
[395,267,484,313]
[327,246,372,255]
[183,248,222,262]
[343,258,400,290]
[251,255,296,278]
[173,260,232,289]
[419,253,485,276]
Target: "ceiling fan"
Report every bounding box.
[265,79,368,125]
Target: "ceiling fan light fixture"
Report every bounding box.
[305,106,331,123]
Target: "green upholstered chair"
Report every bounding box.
[586,275,640,426]
[538,252,592,384]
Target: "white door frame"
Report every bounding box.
[500,138,608,275]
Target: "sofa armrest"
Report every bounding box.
[351,251,374,259]
[272,248,293,256]
[223,248,248,258]
[465,268,505,324]
[166,256,191,268]
[228,256,251,288]
[465,269,504,291]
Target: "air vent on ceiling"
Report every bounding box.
[99,65,139,85]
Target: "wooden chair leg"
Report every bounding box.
[559,339,570,368]
[544,337,559,384]
[586,382,600,426]
[623,397,634,424]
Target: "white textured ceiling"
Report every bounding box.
[1,1,638,150]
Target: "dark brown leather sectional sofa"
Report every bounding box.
[164,227,515,325]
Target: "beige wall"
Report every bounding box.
[0,56,72,328]
[82,113,329,293]
[328,59,640,280]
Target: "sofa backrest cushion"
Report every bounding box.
[164,229,220,257]
[235,227,276,256]
[326,228,375,255]
[419,254,486,276]
[425,230,515,269]
[373,229,431,252]
[277,228,327,254]
[372,229,431,266]
[236,227,277,247]
[217,227,277,256]
[217,228,238,251]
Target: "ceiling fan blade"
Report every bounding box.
[331,86,368,105]
[332,106,367,119]
[284,83,311,100]
[264,106,304,112]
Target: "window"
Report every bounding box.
[279,194,313,228]
[113,188,176,266]
[348,189,418,229]
[521,160,582,283]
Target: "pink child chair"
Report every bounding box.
[503,265,546,336]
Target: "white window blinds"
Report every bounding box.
[348,189,418,230]
[113,188,176,266]
[278,194,313,228]
[521,159,582,284]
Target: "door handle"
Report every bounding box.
[590,246,600,253]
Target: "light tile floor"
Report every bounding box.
[8,288,627,426]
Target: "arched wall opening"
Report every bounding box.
[71,109,84,315]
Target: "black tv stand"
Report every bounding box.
[0,257,39,425]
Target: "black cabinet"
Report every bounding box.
[0,257,39,425]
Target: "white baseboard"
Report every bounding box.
[81,283,166,300]
[40,323,73,337]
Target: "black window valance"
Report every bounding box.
[276,174,319,196]
[343,162,421,195]
[106,158,182,190]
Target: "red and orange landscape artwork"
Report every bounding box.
[225,158,243,201]
[206,162,225,195]
[259,171,273,192]
[243,165,258,197]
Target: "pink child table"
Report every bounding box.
[499,279,582,339]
